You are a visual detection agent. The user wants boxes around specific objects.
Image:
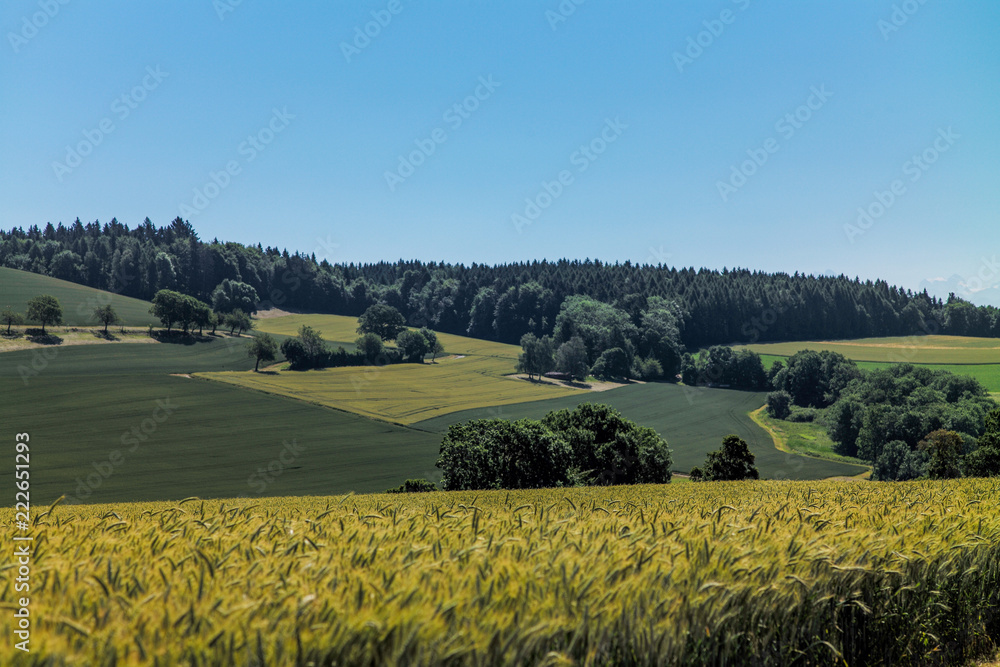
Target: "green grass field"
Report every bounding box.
[742,335,1000,364]
[750,406,867,467]
[414,383,869,480]
[0,342,440,505]
[0,332,257,377]
[0,266,159,326]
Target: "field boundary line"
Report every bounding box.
[749,406,791,454]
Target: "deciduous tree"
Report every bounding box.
[919,429,963,480]
[700,435,759,481]
[397,329,429,363]
[357,304,406,341]
[246,333,278,372]
[554,336,589,380]
[2,307,24,334]
[93,304,119,334]
[27,294,62,334]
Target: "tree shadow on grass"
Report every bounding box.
[561,380,594,389]
[1,331,25,340]
[92,331,119,341]
[25,329,63,345]
[151,330,217,346]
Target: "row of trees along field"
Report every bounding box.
[2,291,256,338]
[3,219,999,355]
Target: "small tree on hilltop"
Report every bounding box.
[150,289,184,331]
[246,333,278,372]
[93,304,120,334]
[27,295,62,334]
[2,307,24,334]
[357,304,406,341]
[192,302,212,336]
[281,325,327,369]
[700,435,759,481]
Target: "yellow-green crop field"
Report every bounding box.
[199,354,578,425]
[256,313,520,360]
[208,313,580,424]
[3,480,999,666]
[738,335,1000,365]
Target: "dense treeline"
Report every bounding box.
[4,218,1000,352]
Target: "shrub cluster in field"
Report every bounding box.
[3,480,999,666]
[437,403,672,490]
[279,306,444,370]
[688,434,760,482]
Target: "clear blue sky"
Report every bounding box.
[2,1,998,304]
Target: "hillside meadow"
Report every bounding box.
[0,266,159,327]
[2,479,998,666]
[739,335,1000,364]
[198,354,580,425]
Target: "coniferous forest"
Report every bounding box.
[3,217,998,352]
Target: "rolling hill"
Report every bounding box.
[0,266,159,326]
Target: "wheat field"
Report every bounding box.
[2,480,999,665]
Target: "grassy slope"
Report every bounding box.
[414,383,868,480]
[0,266,159,326]
[0,340,440,504]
